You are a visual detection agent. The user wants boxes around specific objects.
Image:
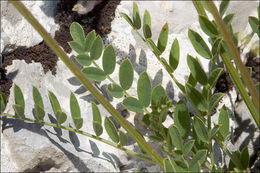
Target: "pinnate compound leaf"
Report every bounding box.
[122,97,143,113]
[32,86,44,109]
[102,45,116,75]
[223,13,235,25]
[82,67,106,82]
[188,29,212,59]
[187,55,208,85]
[194,116,208,143]
[93,121,103,136]
[157,23,168,53]
[120,12,134,28]
[183,140,195,156]
[84,30,96,52]
[104,117,119,143]
[76,54,91,66]
[56,111,67,124]
[119,59,134,90]
[137,72,152,107]
[132,2,141,29]
[160,58,174,73]
[189,149,207,169]
[70,22,85,46]
[90,36,103,60]
[0,92,7,113]
[68,41,85,54]
[14,84,25,109]
[174,100,191,139]
[218,105,229,140]
[169,38,180,71]
[169,125,183,150]
[249,16,260,37]
[209,93,225,114]
[34,104,45,121]
[143,10,152,38]
[12,104,24,116]
[106,84,123,98]
[199,15,218,37]
[48,91,61,115]
[219,0,230,16]
[185,83,208,112]
[92,102,102,124]
[163,158,174,172]
[240,147,249,170]
[119,130,128,146]
[151,85,167,106]
[209,68,223,88]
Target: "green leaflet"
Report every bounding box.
[218,105,229,141]
[157,23,168,53]
[48,91,61,115]
[106,84,123,98]
[151,85,167,106]
[70,92,82,129]
[84,30,96,52]
[169,158,189,172]
[187,73,197,87]
[169,38,180,71]
[32,86,44,109]
[120,12,134,28]
[132,2,141,29]
[249,16,260,37]
[122,97,143,113]
[146,38,161,56]
[223,13,235,25]
[174,100,191,140]
[82,67,106,82]
[119,129,128,146]
[182,140,195,156]
[68,41,85,55]
[187,55,208,85]
[189,149,207,170]
[119,59,134,90]
[193,116,208,143]
[0,92,7,113]
[199,15,218,37]
[76,54,91,66]
[211,38,222,57]
[210,124,221,139]
[93,121,103,136]
[160,58,174,73]
[163,158,174,172]
[208,68,223,88]
[185,83,208,112]
[219,0,230,16]
[143,10,152,38]
[188,29,212,59]
[104,117,119,143]
[137,72,152,107]
[90,36,103,60]
[34,104,45,121]
[169,125,183,150]
[240,147,249,170]
[92,102,102,124]
[14,84,25,109]
[56,111,67,124]
[70,22,85,46]
[209,93,225,114]
[12,104,24,116]
[102,45,116,75]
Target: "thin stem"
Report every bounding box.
[206,1,260,126]
[10,1,164,167]
[192,0,208,18]
[1,113,155,164]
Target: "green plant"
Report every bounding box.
[1,1,259,172]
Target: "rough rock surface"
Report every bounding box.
[1,1,259,172]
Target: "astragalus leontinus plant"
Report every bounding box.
[1,1,259,172]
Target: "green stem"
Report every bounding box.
[206,1,260,127]
[192,0,208,18]
[1,113,155,164]
[10,1,164,167]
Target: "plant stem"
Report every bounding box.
[10,1,164,167]
[192,0,208,18]
[206,1,260,127]
[1,113,155,164]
